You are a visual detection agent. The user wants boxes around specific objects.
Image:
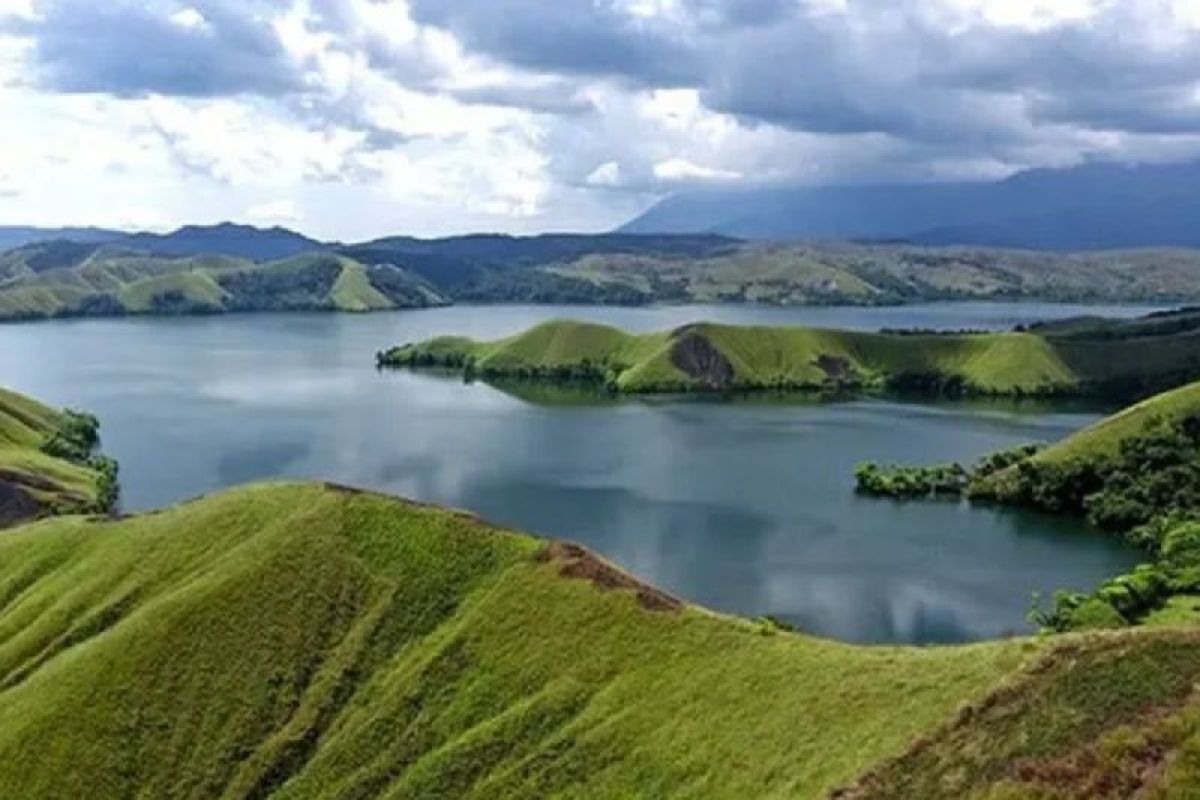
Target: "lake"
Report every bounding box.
[1,302,1158,644]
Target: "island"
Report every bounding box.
[378,309,1200,399]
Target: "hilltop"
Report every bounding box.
[6,480,1200,797]
[0,247,447,321]
[0,387,116,525]
[379,312,1200,399]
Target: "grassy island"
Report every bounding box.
[0,387,117,525]
[378,310,1200,398]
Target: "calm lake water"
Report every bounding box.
[1,302,1160,644]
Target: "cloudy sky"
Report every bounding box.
[1,0,1199,240]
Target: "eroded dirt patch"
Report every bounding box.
[669,329,734,389]
[0,481,42,528]
[538,541,682,612]
[814,354,856,382]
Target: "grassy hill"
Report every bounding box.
[379,314,1200,398]
[8,481,1200,797]
[8,235,1200,317]
[0,245,447,321]
[0,388,115,525]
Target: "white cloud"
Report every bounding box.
[168,8,209,32]
[246,198,301,225]
[586,160,622,186]
[653,157,741,181]
[1,0,1199,238]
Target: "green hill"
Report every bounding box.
[0,245,447,321]
[379,315,1200,398]
[7,481,1200,798]
[0,388,116,525]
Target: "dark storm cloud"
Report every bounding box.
[3,1,300,97]
[404,0,1200,141]
[406,0,701,86]
[6,0,1200,162]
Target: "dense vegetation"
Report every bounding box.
[8,229,1200,320]
[0,387,117,525]
[0,246,447,321]
[854,445,1039,498]
[380,313,1200,399]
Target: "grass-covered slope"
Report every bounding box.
[0,245,448,321]
[379,316,1200,398]
[0,481,1031,799]
[0,387,115,525]
[8,482,1200,797]
[1034,381,1200,466]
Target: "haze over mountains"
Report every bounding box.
[3,161,1200,257]
[621,160,1200,249]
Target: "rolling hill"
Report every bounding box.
[621,160,1200,249]
[8,228,1200,317]
[0,246,447,321]
[7,480,1200,797]
[379,311,1200,398]
[0,387,115,525]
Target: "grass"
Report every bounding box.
[5,481,1200,796]
[0,481,1036,799]
[0,248,447,321]
[0,387,106,520]
[1033,381,1200,465]
[380,318,1195,397]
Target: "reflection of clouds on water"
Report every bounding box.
[216,440,312,486]
[202,374,363,406]
[768,575,985,644]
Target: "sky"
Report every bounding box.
[1,0,1200,241]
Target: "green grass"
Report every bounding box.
[0,481,1037,799]
[329,259,393,311]
[1034,381,1200,465]
[0,387,106,520]
[840,629,1200,799]
[0,248,447,321]
[381,318,1194,397]
[6,481,1200,796]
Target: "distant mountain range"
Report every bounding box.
[0,222,322,261]
[620,160,1200,250]
[5,160,1200,261]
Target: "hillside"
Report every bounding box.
[0,247,447,321]
[379,314,1200,398]
[621,160,1200,249]
[8,231,1200,315]
[7,481,1200,797]
[0,387,115,525]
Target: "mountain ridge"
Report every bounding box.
[620,160,1200,249]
